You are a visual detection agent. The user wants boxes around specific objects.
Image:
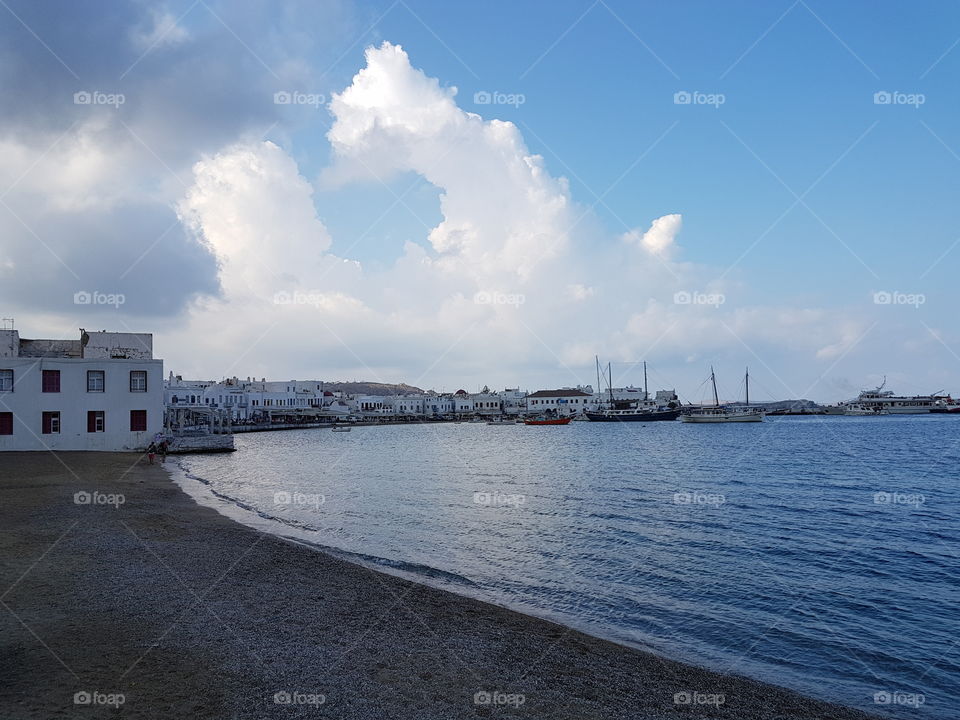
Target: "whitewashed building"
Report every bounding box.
[526,388,595,416]
[0,328,163,451]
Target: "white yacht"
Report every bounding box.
[681,367,764,423]
[842,378,936,415]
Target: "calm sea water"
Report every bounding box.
[178,416,959,717]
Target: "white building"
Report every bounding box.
[0,328,163,451]
[526,388,595,416]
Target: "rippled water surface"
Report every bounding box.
[179,416,960,717]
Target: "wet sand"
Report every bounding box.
[0,452,883,719]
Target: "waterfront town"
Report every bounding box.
[2,325,957,453]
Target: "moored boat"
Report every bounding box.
[841,378,937,415]
[586,358,681,422]
[523,417,572,426]
[681,367,764,424]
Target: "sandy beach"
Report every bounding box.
[0,452,884,719]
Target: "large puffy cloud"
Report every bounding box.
[324,42,572,280]
[0,0,354,320]
[162,42,876,398]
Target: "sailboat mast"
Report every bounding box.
[711,366,719,407]
[745,367,749,406]
[608,362,614,405]
[596,356,601,409]
[643,361,648,401]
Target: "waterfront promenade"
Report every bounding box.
[0,453,883,719]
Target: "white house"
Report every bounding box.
[526,388,594,416]
[0,328,163,451]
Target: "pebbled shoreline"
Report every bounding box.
[0,452,885,719]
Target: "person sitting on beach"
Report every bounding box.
[145,442,157,465]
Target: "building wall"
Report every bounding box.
[0,358,163,451]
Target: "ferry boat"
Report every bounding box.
[932,395,960,414]
[681,367,764,423]
[842,378,937,415]
[585,359,681,422]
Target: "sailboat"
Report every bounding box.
[585,358,681,422]
[680,367,764,423]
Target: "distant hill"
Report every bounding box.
[749,399,821,410]
[323,381,425,396]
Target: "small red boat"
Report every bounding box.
[523,417,572,426]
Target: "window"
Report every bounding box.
[42,370,60,393]
[0,412,12,435]
[87,370,105,392]
[87,411,105,433]
[42,411,60,434]
[129,370,147,392]
[130,410,147,432]
[0,369,12,392]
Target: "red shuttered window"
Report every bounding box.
[130,410,147,432]
[42,370,60,393]
[87,411,104,433]
[41,411,60,434]
[0,412,12,435]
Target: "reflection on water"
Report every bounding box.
[180,416,960,718]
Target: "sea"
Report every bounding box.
[176,415,959,718]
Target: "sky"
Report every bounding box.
[1,0,959,403]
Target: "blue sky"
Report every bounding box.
[2,0,959,400]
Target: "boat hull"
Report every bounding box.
[523,417,573,426]
[585,410,680,422]
[680,413,764,423]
